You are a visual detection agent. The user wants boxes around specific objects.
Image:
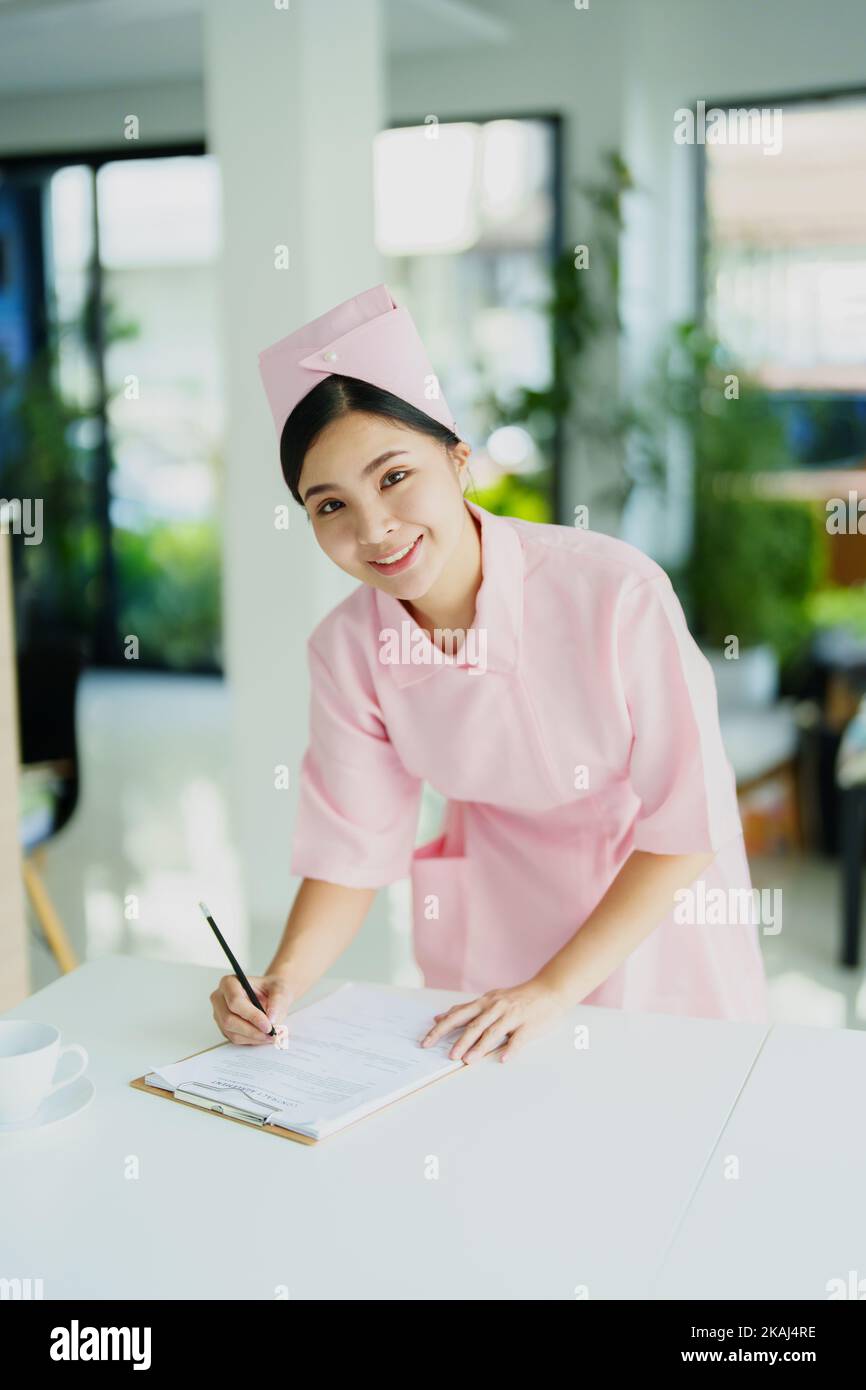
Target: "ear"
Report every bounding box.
[451,439,471,473]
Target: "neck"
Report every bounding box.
[403,503,482,635]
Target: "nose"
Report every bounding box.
[353,499,400,549]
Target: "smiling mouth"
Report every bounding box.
[367,533,424,573]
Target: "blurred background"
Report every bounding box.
[1,0,866,1028]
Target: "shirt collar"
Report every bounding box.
[373,498,524,688]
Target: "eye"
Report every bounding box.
[315,469,409,517]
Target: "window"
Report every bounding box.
[702,93,866,467]
[375,115,561,521]
[0,147,223,671]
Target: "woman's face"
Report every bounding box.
[300,410,471,600]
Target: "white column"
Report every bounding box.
[202,0,385,950]
[0,534,29,1009]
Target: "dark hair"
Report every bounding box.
[279,374,462,507]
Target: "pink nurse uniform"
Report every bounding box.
[289,499,770,1024]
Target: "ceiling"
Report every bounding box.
[0,0,512,97]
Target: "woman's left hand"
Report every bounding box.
[419,978,569,1064]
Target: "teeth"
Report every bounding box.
[375,537,417,564]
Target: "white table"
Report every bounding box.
[653,1022,866,1300]
[0,954,804,1299]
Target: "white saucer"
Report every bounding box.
[0,1076,95,1134]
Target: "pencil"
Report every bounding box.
[198,901,277,1038]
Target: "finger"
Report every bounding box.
[464,1019,512,1063]
[222,978,273,1033]
[427,1005,458,1028]
[263,985,293,1026]
[219,973,271,1028]
[449,1005,507,1060]
[499,1027,529,1062]
[222,1025,272,1046]
[421,999,486,1046]
[216,1000,273,1043]
[420,1003,469,1045]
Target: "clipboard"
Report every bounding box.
[130,1042,318,1145]
[130,1037,477,1146]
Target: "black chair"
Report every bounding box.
[17,639,84,973]
[840,785,866,969]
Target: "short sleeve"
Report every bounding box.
[616,573,743,855]
[289,638,423,888]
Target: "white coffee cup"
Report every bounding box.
[0,1021,89,1125]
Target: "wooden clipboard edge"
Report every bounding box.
[129,1037,318,1146]
[129,1036,493,1146]
[129,1073,317,1146]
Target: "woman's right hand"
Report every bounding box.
[210,972,296,1046]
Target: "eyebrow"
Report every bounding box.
[302,450,408,504]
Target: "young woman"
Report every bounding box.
[210,284,770,1062]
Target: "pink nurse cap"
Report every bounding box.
[257,282,457,443]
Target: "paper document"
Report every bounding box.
[146,983,466,1139]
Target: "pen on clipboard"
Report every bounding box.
[198,901,277,1038]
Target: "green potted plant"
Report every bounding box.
[473,150,645,521]
[0,340,99,653]
[632,321,826,697]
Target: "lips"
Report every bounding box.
[367,533,423,575]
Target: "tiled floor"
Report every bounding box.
[26,671,248,994]
[23,672,866,1030]
[750,851,866,1029]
